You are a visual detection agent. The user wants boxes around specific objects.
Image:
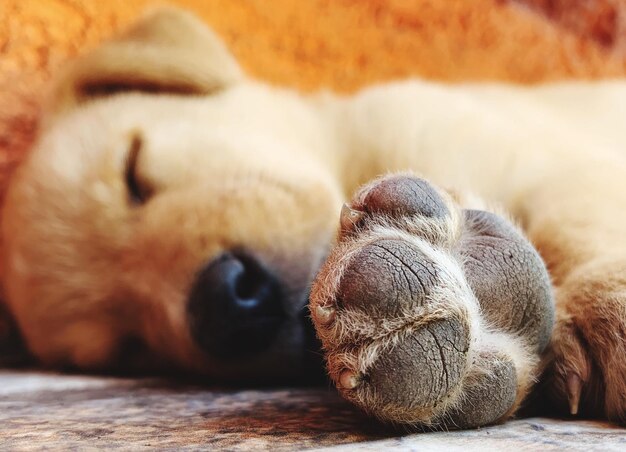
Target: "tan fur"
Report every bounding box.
[2,7,626,422]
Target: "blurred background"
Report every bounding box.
[1,0,626,203]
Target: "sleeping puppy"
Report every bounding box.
[2,7,626,428]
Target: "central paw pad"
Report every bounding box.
[310,174,554,429]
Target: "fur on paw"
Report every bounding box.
[310,174,555,429]
[543,259,626,422]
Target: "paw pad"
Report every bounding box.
[310,174,554,428]
[356,175,449,219]
[337,239,440,317]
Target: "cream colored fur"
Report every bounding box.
[2,7,626,422]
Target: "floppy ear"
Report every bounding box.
[50,7,244,113]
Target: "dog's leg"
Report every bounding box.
[311,174,554,428]
[522,165,626,421]
[314,81,626,424]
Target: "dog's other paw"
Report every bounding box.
[310,174,554,429]
[543,260,626,422]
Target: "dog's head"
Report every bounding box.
[1,8,345,381]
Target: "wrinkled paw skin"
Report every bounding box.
[310,174,555,429]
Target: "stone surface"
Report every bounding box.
[0,370,623,450]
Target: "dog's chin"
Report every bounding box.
[195,305,325,385]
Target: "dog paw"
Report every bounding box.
[544,261,626,422]
[310,174,554,428]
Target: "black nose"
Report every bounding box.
[187,251,285,360]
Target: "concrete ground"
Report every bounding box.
[0,370,623,450]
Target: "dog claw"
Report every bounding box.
[339,370,359,389]
[340,204,364,233]
[566,373,582,415]
[315,305,336,324]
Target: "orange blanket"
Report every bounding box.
[1,0,626,197]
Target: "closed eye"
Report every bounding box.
[125,133,152,205]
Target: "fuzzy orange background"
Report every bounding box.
[2,0,626,199]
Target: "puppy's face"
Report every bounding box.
[1,9,344,380]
